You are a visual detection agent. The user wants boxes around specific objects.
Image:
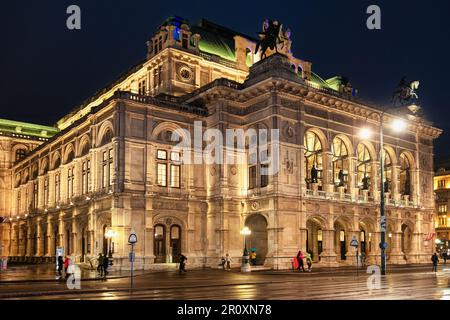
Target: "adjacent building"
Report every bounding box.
[434,160,450,254]
[0,17,442,270]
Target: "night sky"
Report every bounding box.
[1,1,449,158]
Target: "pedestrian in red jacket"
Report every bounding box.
[64,256,70,279]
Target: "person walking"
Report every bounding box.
[296,250,305,272]
[431,253,439,272]
[443,252,448,265]
[64,256,70,279]
[224,253,232,271]
[97,254,104,277]
[179,253,187,274]
[57,255,64,277]
[360,252,366,268]
[306,252,313,272]
[103,254,110,278]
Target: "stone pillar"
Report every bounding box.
[411,213,425,263]
[345,230,359,265]
[392,165,400,200]
[36,218,42,256]
[371,161,380,197]
[410,169,419,206]
[348,156,357,196]
[26,223,32,257]
[46,218,53,257]
[319,229,338,267]
[323,151,334,193]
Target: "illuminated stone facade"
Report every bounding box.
[0,17,442,270]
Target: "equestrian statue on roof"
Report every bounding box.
[255,19,291,59]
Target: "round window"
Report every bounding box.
[179,67,193,82]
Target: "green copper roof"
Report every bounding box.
[191,24,236,61]
[190,19,256,62]
[0,118,59,140]
[309,72,338,91]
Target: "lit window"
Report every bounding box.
[102,149,114,189]
[157,163,167,187]
[67,167,74,198]
[82,160,91,195]
[157,150,167,160]
[15,149,27,162]
[170,165,180,188]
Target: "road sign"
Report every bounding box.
[128,233,137,244]
[350,236,359,247]
[380,216,387,232]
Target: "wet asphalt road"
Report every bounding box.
[0,265,449,300]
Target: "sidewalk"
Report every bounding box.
[0,263,148,283]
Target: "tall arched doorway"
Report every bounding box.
[245,214,268,266]
[306,217,324,262]
[170,225,181,263]
[154,224,166,263]
[334,220,347,261]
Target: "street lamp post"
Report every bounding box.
[240,226,251,273]
[360,110,407,276]
[105,229,116,266]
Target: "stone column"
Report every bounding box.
[319,229,338,267]
[323,151,334,193]
[26,223,32,257]
[389,216,406,264]
[46,218,53,257]
[410,169,419,206]
[36,218,42,256]
[348,156,357,198]
[392,165,400,201]
[345,230,359,265]
[371,161,380,198]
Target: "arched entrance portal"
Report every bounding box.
[153,222,183,264]
[245,214,268,266]
[306,217,324,262]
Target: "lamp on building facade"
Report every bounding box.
[240,226,251,272]
[105,229,117,266]
[360,110,408,276]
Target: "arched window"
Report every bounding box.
[100,129,113,147]
[357,144,372,190]
[64,149,75,165]
[399,153,411,196]
[80,142,90,158]
[304,131,323,187]
[332,137,349,188]
[53,155,61,170]
[15,149,27,162]
[383,149,393,192]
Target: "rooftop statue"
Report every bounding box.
[392,77,420,106]
[255,19,291,59]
